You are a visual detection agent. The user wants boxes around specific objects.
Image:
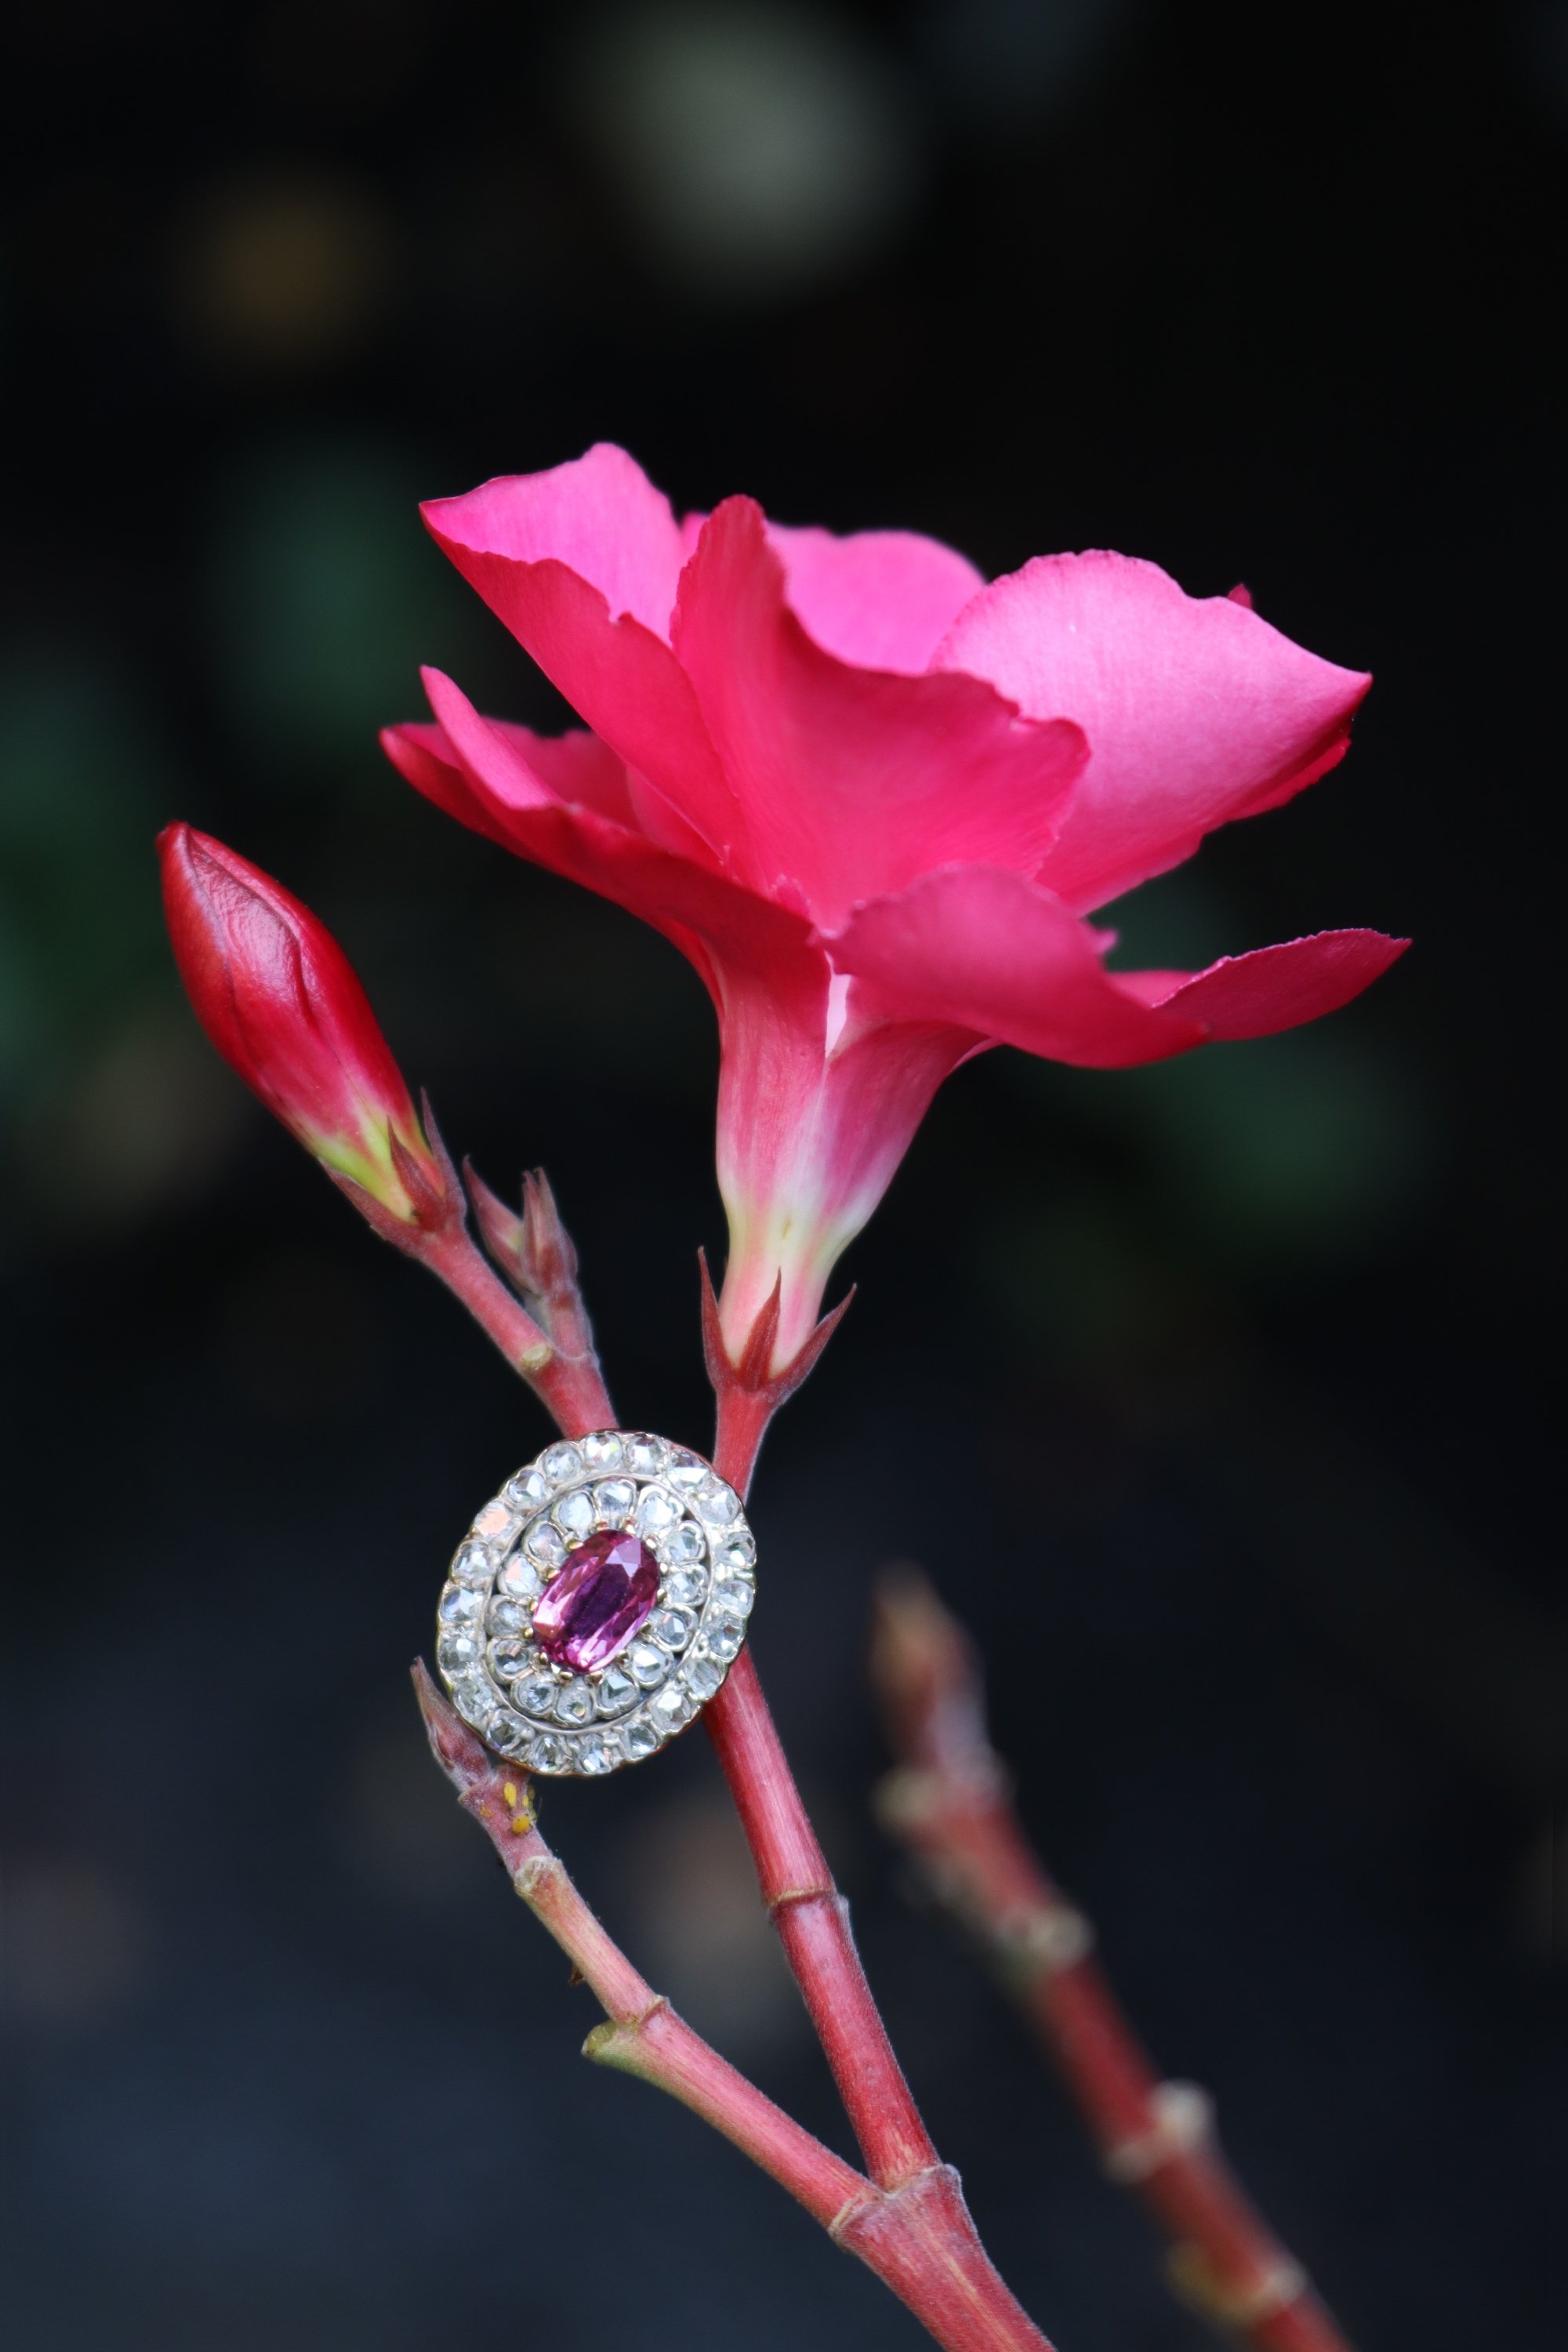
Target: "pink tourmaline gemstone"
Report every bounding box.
[532,1530,659,1672]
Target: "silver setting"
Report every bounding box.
[434,1430,757,1776]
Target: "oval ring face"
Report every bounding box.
[434,1432,756,1776]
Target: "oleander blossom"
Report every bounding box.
[382,445,1405,1369]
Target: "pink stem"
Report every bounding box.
[416,1221,615,1436]
[707,1395,938,2188]
[703,1644,938,2190]
[872,1570,1354,2352]
[423,1214,935,2185]
[410,1218,1047,2346]
[415,1666,1049,2352]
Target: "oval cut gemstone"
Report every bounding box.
[532,1530,659,1673]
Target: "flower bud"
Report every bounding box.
[158,822,446,1224]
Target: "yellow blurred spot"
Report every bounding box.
[173,166,395,368]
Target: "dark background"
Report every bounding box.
[3,4,1565,2347]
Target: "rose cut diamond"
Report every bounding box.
[687,1652,724,1701]
[505,1468,549,1512]
[636,1486,678,1534]
[473,1500,515,1544]
[526,1520,568,1570]
[628,1640,668,1686]
[594,1664,637,1715]
[554,1679,594,1726]
[554,1488,596,1540]
[594,1479,636,1524]
[497,1556,542,1603]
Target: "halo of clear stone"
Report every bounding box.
[434,1430,757,1777]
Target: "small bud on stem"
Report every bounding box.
[158,823,614,1430]
[158,823,449,1226]
[465,1163,601,1378]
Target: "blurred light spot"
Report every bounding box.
[0,646,247,1236]
[203,437,480,765]
[1132,1029,1434,1267]
[619,1791,803,2056]
[172,167,396,369]
[2,1859,153,2027]
[0,644,168,1085]
[16,1008,245,1235]
[575,1,921,298]
[916,0,1140,129]
[218,1248,377,1417]
[249,0,433,118]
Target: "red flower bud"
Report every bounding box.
[158,822,446,1224]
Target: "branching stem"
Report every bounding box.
[870,1568,1355,2352]
[415,1217,1049,2348]
[415,1219,617,1439]
[414,1666,1049,2352]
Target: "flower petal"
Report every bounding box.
[828,866,1207,1068]
[671,498,1088,929]
[475,717,642,828]
[394,702,720,863]
[831,869,1407,1069]
[385,684,969,1369]
[382,679,824,1011]
[764,520,985,673]
[421,456,741,857]
[423,443,688,637]
[1144,930,1410,1038]
[933,551,1370,912]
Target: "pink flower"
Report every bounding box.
[159,822,448,1225]
[381,444,1405,1367]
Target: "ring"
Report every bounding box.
[434,1431,757,1775]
